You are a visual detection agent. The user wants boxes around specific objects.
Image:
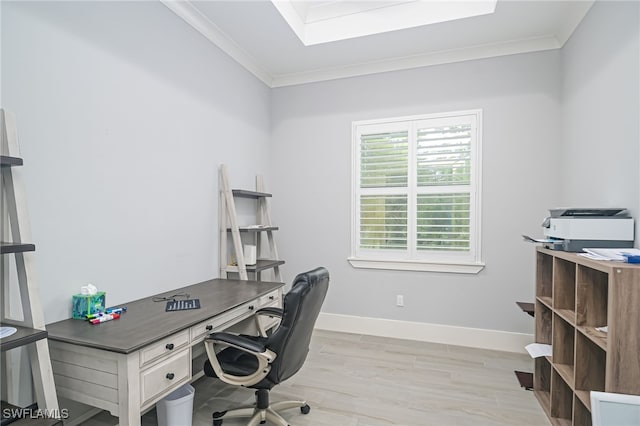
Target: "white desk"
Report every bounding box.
[46,278,284,426]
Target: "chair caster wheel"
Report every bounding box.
[301,404,311,415]
[213,410,226,426]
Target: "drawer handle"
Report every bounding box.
[165,343,174,350]
[269,296,275,300]
[206,325,213,331]
[166,373,175,380]
[248,305,255,311]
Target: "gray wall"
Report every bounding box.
[1,1,272,323]
[2,1,637,336]
[269,0,640,334]
[270,51,562,333]
[560,1,640,241]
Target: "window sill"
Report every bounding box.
[347,257,485,274]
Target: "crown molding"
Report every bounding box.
[271,35,562,88]
[162,1,577,89]
[160,0,273,87]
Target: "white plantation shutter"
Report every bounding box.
[359,128,409,251]
[360,131,408,188]
[416,124,471,186]
[360,195,407,250]
[352,111,482,271]
[416,193,470,251]
[415,120,473,252]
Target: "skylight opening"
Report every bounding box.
[271,0,498,46]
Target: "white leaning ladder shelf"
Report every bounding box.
[219,164,283,281]
[1,109,60,422]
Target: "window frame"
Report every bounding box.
[349,110,484,274]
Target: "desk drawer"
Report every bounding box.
[189,301,258,344]
[258,290,281,307]
[140,348,190,406]
[139,330,189,368]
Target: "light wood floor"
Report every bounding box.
[82,330,550,426]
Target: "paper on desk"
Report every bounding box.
[525,343,552,358]
[578,248,640,262]
[522,235,559,244]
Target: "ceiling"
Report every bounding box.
[271,1,499,45]
[161,0,594,88]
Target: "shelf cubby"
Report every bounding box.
[532,247,640,425]
[576,265,608,329]
[535,300,552,345]
[573,396,592,426]
[575,332,605,400]
[536,251,553,303]
[534,356,552,416]
[552,313,575,384]
[551,369,573,425]
[553,257,576,319]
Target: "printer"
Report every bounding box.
[542,208,634,252]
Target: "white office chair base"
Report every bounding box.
[213,399,308,426]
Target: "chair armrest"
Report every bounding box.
[208,332,266,353]
[255,307,283,337]
[255,307,283,318]
[204,332,277,387]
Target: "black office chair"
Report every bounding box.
[203,267,330,426]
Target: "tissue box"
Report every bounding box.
[72,292,106,319]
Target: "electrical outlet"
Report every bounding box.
[396,294,404,307]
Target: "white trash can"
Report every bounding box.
[156,384,195,426]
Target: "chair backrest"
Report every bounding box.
[265,267,329,385]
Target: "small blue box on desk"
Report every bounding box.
[72,292,106,319]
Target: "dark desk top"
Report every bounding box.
[46,279,284,354]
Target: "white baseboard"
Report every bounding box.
[315,313,533,354]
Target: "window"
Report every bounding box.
[349,110,484,273]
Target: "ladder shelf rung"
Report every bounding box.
[232,189,272,199]
[225,259,285,273]
[1,242,36,254]
[0,324,48,352]
[0,155,24,167]
[231,226,279,232]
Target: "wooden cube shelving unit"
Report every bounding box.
[533,247,640,425]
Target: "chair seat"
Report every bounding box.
[204,335,273,386]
